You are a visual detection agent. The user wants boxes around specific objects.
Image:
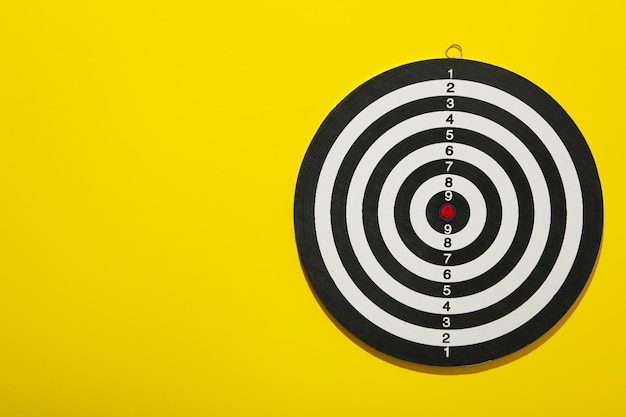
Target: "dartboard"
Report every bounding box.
[294,57,603,367]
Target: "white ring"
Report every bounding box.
[314,79,582,346]
[343,112,541,307]
[347,114,535,303]
[408,175,486,251]
[376,143,514,267]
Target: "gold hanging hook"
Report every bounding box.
[445,44,463,59]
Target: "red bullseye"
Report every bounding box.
[439,203,456,221]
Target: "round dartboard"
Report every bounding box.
[294,57,603,367]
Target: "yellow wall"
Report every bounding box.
[0,1,622,415]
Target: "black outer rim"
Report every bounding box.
[294,58,603,367]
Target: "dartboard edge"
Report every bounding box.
[294,58,603,367]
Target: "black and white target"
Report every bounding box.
[294,58,603,367]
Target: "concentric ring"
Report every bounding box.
[408,175,485,251]
[424,191,470,232]
[378,142,515,269]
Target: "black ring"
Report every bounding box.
[294,58,603,366]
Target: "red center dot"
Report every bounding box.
[439,203,456,220]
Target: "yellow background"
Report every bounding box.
[0,1,623,416]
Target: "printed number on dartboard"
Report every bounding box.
[443,67,456,359]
